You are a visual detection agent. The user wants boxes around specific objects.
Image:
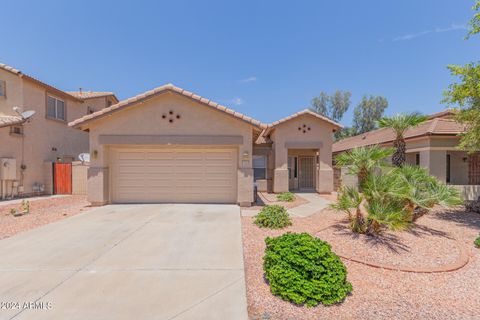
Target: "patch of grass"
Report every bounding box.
[263,232,352,306]
[475,234,480,248]
[276,192,295,202]
[254,205,292,229]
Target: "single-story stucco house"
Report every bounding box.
[332,110,480,200]
[69,84,341,206]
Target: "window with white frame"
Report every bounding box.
[0,80,6,97]
[253,155,267,181]
[47,95,66,120]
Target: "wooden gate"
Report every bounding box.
[53,163,72,194]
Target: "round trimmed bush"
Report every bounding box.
[277,192,295,202]
[254,205,292,229]
[263,232,352,307]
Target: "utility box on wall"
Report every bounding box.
[0,158,17,180]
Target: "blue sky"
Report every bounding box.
[1,0,479,126]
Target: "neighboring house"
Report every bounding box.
[332,110,480,200]
[0,63,118,199]
[70,84,341,206]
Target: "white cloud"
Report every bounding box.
[239,76,257,83]
[393,23,467,41]
[230,97,244,105]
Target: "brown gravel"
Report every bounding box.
[244,192,309,211]
[0,195,91,240]
[242,207,480,319]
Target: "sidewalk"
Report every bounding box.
[241,192,333,217]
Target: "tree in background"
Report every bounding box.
[310,90,352,140]
[466,1,480,38]
[443,1,480,152]
[310,90,351,122]
[378,113,427,167]
[352,95,388,134]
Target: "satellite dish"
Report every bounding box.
[78,153,90,163]
[21,110,36,120]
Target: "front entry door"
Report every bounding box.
[298,156,315,189]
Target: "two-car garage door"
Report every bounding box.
[111,148,237,203]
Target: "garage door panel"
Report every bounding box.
[117,152,145,160]
[112,148,237,203]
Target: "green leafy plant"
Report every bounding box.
[475,234,480,248]
[276,192,295,202]
[263,233,352,306]
[254,205,292,229]
[21,200,30,214]
[331,157,462,235]
[335,145,394,189]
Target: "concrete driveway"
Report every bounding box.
[0,204,247,320]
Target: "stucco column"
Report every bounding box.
[273,143,289,193]
[317,147,333,193]
[88,139,109,205]
[419,150,447,183]
[237,143,254,207]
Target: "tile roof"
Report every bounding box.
[0,63,116,103]
[427,109,456,120]
[0,115,24,128]
[332,118,466,153]
[67,91,118,101]
[0,63,84,102]
[69,83,267,129]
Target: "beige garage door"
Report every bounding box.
[111,147,237,203]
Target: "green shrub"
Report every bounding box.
[277,192,295,202]
[254,205,292,229]
[475,234,480,248]
[263,233,352,307]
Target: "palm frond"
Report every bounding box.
[378,112,427,136]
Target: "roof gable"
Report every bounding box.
[260,109,342,139]
[269,109,342,129]
[69,84,266,129]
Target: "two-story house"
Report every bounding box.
[0,63,117,199]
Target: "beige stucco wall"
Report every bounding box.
[270,114,335,193]
[0,69,103,197]
[448,151,468,185]
[86,92,255,205]
[72,161,88,195]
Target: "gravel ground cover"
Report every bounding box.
[242,207,480,319]
[0,195,90,240]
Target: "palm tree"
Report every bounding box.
[335,145,394,189]
[378,113,427,167]
[392,165,463,220]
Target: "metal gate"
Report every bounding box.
[53,163,72,194]
[469,153,480,185]
[298,156,315,189]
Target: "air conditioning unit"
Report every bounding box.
[0,158,17,180]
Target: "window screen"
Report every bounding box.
[47,96,66,120]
